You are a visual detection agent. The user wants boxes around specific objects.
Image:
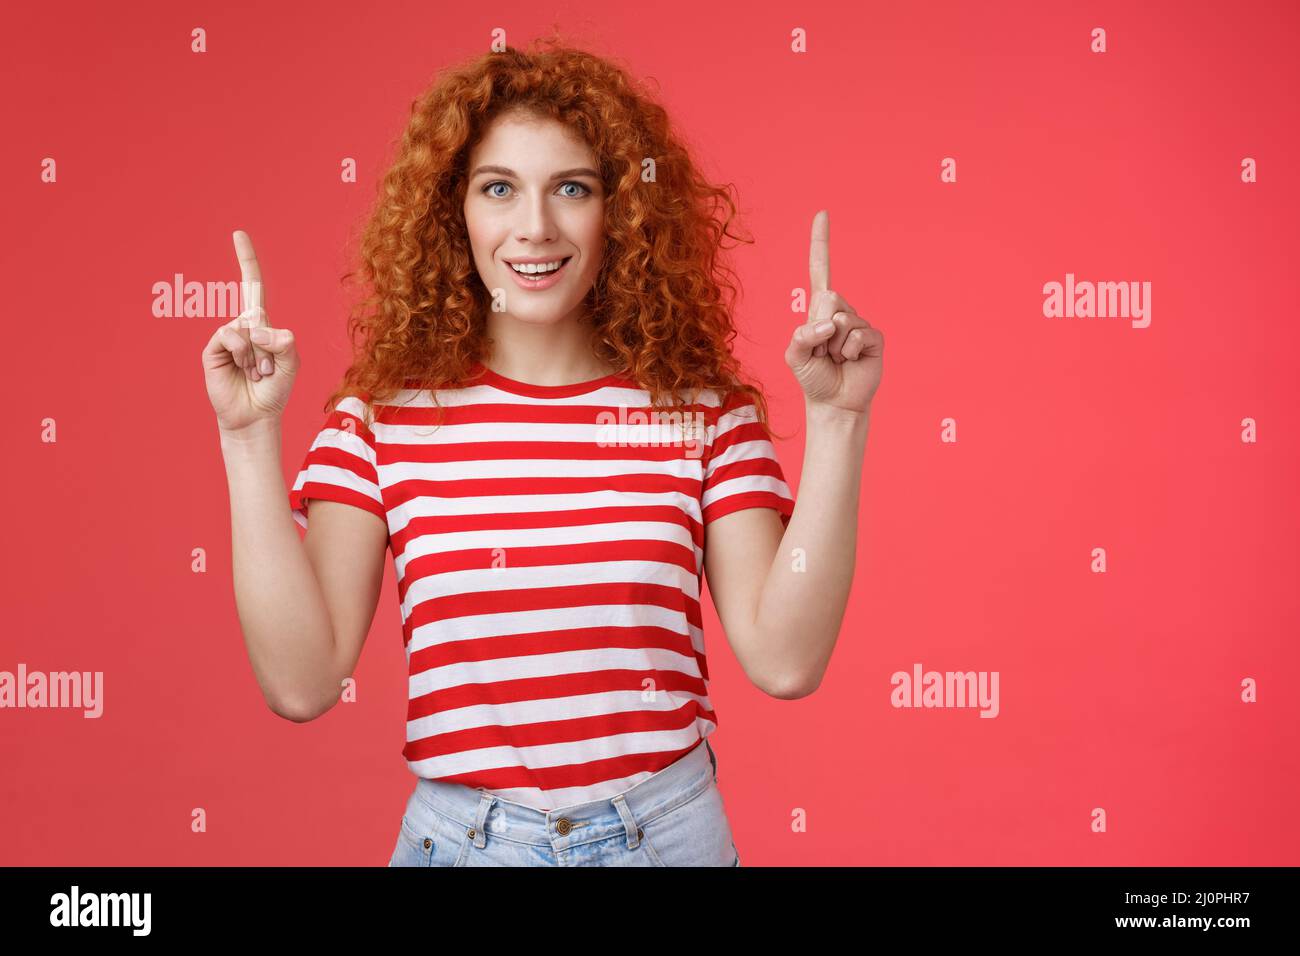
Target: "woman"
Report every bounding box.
[203,40,882,867]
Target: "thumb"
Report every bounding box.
[784,318,835,372]
[248,326,298,362]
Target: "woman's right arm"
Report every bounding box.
[219,423,386,722]
[206,231,386,723]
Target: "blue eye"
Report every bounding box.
[482,180,592,198]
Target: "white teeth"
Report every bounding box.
[510,258,566,274]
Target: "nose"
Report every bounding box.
[515,191,557,245]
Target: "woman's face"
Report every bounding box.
[463,112,605,327]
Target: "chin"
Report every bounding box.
[506,306,575,324]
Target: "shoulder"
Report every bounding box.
[320,391,382,443]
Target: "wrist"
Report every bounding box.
[219,419,282,450]
[805,401,871,430]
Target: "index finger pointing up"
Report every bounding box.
[232,230,265,314]
[809,209,830,294]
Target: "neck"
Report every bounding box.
[481,310,617,384]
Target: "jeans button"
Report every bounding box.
[422,838,431,850]
[555,817,572,836]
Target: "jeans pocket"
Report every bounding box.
[389,814,435,867]
[638,780,737,867]
[390,800,472,867]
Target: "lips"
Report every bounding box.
[505,256,572,290]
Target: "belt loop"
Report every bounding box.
[471,790,495,849]
[611,794,641,849]
[705,738,718,780]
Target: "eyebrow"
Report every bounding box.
[469,165,601,181]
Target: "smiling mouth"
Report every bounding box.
[508,256,572,281]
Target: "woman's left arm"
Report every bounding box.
[704,209,883,699]
[754,404,872,697]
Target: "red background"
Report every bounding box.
[4,0,1297,865]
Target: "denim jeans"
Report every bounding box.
[388,737,741,866]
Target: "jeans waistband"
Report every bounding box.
[411,737,718,851]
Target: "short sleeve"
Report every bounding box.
[701,389,796,528]
[288,395,386,530]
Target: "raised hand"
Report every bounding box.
[202,230,301,433]
[784,209,884,417]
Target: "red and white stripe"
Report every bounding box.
[289,367,794,810]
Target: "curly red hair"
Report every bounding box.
[323,36,786,440]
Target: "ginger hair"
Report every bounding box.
[323,35,786,440]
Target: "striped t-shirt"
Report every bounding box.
[287,360,795,811]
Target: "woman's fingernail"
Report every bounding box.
[815,321,834,334]
[260,358,272,374]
